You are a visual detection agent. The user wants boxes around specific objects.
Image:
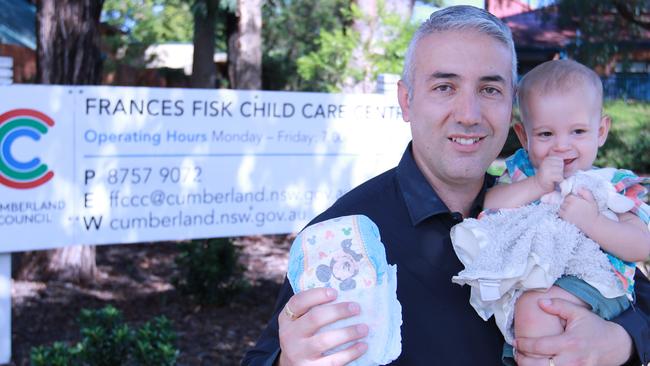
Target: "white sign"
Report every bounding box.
[0,57,11,86]
[0,85,411,252]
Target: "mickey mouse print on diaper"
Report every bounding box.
[316,238,364,291]
[288,215,402,366]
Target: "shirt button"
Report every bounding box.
[450,212,463,222]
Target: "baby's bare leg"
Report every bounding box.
[514,286,590,365]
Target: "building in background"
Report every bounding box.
[0,0,36,83]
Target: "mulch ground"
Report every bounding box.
[10,235,293,366]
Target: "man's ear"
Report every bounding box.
[597,114,611,147]
[513,123,528,149]
[397,80,411,122]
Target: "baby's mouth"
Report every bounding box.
[563,158,577,166]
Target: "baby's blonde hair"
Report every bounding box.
[517,59,603,126]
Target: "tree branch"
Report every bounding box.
[613,1,650,31]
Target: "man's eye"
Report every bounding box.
[482,87,501,95]
[433,85,452,92]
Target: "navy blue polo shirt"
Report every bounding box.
[242,143,650,366]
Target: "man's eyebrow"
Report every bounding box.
[480,75,506,83]
[427,73,507,84]
[428,72,459,80]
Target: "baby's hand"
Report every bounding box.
[534,156,564,193]
[559,188,599,231]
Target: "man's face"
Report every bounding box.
[398,30,513,188]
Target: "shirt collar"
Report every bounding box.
[396,142,495,225]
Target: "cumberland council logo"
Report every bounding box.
[0,109,55,189]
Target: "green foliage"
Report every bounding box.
[30,306,178,366]
[101,0,194,73]
[30,342,81,366]
[296,0,417,92]
[131,317,178,366]
[550,0,650,68]
[597,100,650,173]
[77,306,132,366]
[262,0,353,90]
[369,8,418,77]
[103,0,194,44]
[296,29,360,92]
[173,238,248,305]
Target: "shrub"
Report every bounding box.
[173,238,248,305]
[30,342,80,366]
[30,306,178,366]
[77,306,132,366]
[597,100,650,174]
[131,316,178,366]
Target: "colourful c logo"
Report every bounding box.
[0,109,55,189]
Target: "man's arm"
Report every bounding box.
[515,269,650,366]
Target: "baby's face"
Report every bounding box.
[519,88,609,177]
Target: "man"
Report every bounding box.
[243,5,650,366]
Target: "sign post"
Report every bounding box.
[0,254,9,365]
[0,55,13,365]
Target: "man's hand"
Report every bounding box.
[514,298,633,366]
[534,156,565,193]
[559,189,599,233]
[277,287,369,366]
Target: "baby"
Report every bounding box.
[453,59,650,365]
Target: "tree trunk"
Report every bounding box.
[18,0,104,283]
[227,0,262,89]
[226,10,239,88]
[36,0,104,84]
[191,0,219,88]
[17,246,97,283]
[235,0,262,89]
[346,0,378,93]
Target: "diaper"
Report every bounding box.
[288,215,402,365]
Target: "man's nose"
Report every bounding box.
[454,90,481,125]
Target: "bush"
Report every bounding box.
[30,342,80,366]
[30,306,178,366]
[77,306,132,366]
[131,317,177,366]
[597,100,650,174]
[173,238,248,305]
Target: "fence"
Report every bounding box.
[602,74,650,101]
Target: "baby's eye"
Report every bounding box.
[573,129,587,134]
[538,132,553,137]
